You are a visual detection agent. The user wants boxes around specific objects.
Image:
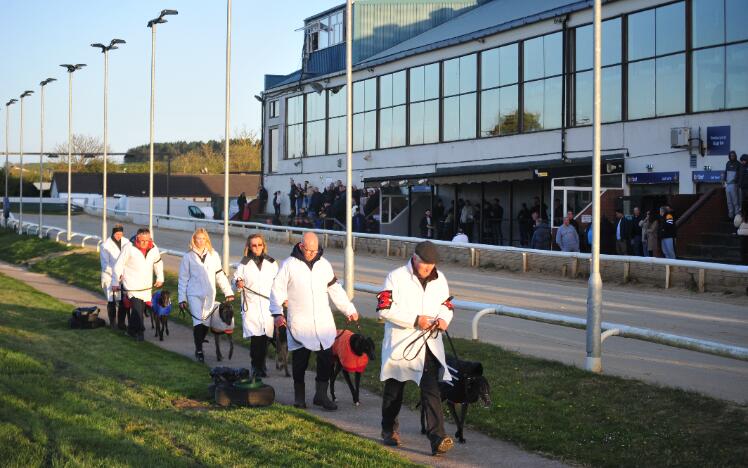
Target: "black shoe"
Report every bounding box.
[381,431,401,447]
[313,381,337,411]
[293,381,306,409]
[431,436,454,456]
[195,350,205,363]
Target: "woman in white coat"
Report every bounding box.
[233,233,278,377]
[100,224,130,330]
[178,228,234,362]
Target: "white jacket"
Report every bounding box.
[233,255,279,338]
[100,236,131,299]
[112,242,164,302]
[178,249,234,323]
[269,246,357,352]
[378,260,454,385]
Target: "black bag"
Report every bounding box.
[209,367,274,407]
[442,331,485,404]
[69,306,106,329]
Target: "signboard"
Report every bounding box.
[410,185,431,193]
[692,171,724,183]
[626,172,679,184]
[707,126,730,155]
[581,214,592,224]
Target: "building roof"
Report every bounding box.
[51,173,260,198]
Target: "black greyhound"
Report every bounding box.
[268,304,290,377]
[211,302,235,362]
[330,330,376,406]
[148,290,171,341]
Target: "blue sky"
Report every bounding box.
[0,0,342,157]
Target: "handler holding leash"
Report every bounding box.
[270,232,358,410]
[233,233,278,377]
[100,224,130,330]
[112,228,164,342]
[178,228,234,363]
[378,241,454,456]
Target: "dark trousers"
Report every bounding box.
[107,300,127,329]
[128,298,146,339]
[382,348,445,442]
[193,324,209,352]
[250,335,269,370]
[292,346,334,383]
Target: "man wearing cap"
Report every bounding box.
[100,224,131,330]
[377,240,454,456]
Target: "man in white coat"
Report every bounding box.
[112,228,164,341]
[377,240,454,456]
[270,232,359,411]
[100,224,130,330]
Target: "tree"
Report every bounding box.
[51,134,109,170]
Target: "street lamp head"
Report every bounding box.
[20,90,34,98]
[254,94,263,102]
[148,9,177,27]
[161,9,178,17]
[6,99,18,106]
[40,78,57,86]
[110,38,126,46]
[60,64,86,72]
[91,43,106,51]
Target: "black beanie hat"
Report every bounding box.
[111,225,124,236]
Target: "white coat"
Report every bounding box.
[112,242,164,302]
[100,236,131,300]
[178,249,234,327]
[233,255,278,338]
[269,245,357,352]
[378,260,454,385]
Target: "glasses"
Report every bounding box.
[250,243,264,248]
[301,245,318,254]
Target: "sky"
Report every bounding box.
[0,0,342,159]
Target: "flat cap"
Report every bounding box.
[415,241,439,264]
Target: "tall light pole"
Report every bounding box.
[344,0,354,299]
[585,0,603,373]
[147,9,178,237]
[60,64,86,242]
[4,99,18,227]
[39,78,56,237]
[92,39,126,242]
[222,0,232,272]
[18,90,34,233]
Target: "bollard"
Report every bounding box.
[386,239,390,257]
[522,252,528,272]
[324,233,329,249]
[698,269,705,293]
[561,264,568,277]
[571,258,579,278]
[623,262,630,283]
[665,264,671,289]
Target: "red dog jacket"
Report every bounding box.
[332,329,369,373]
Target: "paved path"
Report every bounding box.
[0,260,566,468]
[34,213,748,403]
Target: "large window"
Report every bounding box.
[305,91,326,156]
[409,63,440,145]
[327,86,346,154]
[627,2,686,119]
[443,54,477,141]
[379,71,406,148]
[522,32,563,131]
[285,95,304,159]
[269,127,279,173]
[691,0,748,112]
[308,10,344,53]
[480,43,519,136]
[269,100,278,118]
[574,18,622,125]
[353,78,377,151]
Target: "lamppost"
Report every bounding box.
[18,90,34,233]
[147,9,177,237]
[38,78,56,237]
[222,0,232,272]
[4,99,18,227]
[60,64,86,243]
[91,39,126,242]
[344,0,354,299]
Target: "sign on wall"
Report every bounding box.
[626,172,679,184]
[707,126,730,155]
[692,171,725,183]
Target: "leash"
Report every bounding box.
[180,301,221,323]
[394,321,441,362]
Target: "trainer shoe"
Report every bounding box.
[381,431,401,447]
[431,436,454,456]
[195,350,205,363]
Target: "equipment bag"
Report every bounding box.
[69,306,106,329]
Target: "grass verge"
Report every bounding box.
[2,231,747,466]
[0,272,416,467]
[0,228,70,263]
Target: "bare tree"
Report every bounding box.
[52,134,109,169]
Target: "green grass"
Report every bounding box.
[0,272,417,467]
[0,228,70,264]
[3,231,748,467]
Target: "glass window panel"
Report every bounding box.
[353,81,364,113]
[380,74,392,108]
[444,58,460,96]
[628,9,655,60]
[575,70,593,125]
[544,32,563,77]
[392,105,406,147]
[410,66,424,102]
[499,85,519,134]
[656,53,685,116]
[393,71,406,105]
[305,120,326,156]
[727,0,748,42]
[328,86,346,117]
[423,100,439,143]
[656,2,685,55]
[628,59,655,119]
[327,118,339,154]
[577,20,620,71]
[692,0,724,48]
[602,65,622,122]
[523,80,544,131]
[500,43,519,85]
[353,113,364,151]
[460,54,477,93]
[270,128,279,171]
[524,36,544,80]
[409,101,424,144]
[460,93,477,139]
[480,88,500,136]
[443,96,459,141]
[544,77,562,130]
[287,125,303,158]
[424,63,440,100]
[379,107,393,148]
[576,25,593,71]
[364,111,376,150]
[306,92,326,121]
[727,42,748,108]
[481,48,500,90]
[693,47,726,112]
[364,79,376,111]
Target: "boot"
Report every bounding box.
[107,302,117,330]
[293,381,307,409]
[313,380,337,411]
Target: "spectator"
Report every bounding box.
[363,188,379,217]
[631,206,644,256]
[288,178,297,216]
[531,196,548,221]
[273,191,282,218]
[614,208,632,255]
[452,228,469,243]
[492,198,504,245]
[352,206,366,233]
[642,210,660,257]
[553,198,563,226]
[725,151,741,220]
[555,214,580,252]
[258,185,268,213]
[739,154,748,206]
[734,206,748,265]
[296,183,305,213]
[530,217,551,250]
[237,192,247,219]
[566,210,579,231]
[459,200,474,241]
[517,203,531,246]
[660,205,677,259]
[420,209,435,239]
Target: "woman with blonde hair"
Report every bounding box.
[178,228,234,362]
[233,233,278,377]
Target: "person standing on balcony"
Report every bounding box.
[725,151,741,220]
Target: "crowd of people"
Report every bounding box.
[100,223,456,456]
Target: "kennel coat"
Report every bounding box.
[377,260,454,385]
[269,244,357,352]
[233,254,278,338]
[178,249,234,326]
[112,241,164,302]
[100,235,131,300]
